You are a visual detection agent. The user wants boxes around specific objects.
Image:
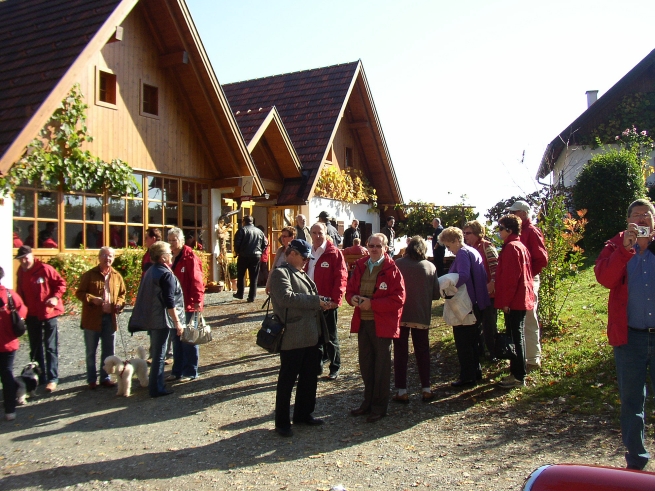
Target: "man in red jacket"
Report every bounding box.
[508,201,548,371]
[306,223,348,380]
[595,198,655,470]
[167,227,204,381]
[346,233,405,422]
[16,246,66,392]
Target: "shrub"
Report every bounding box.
[397,199,478,238]
[112,248,145,305]
[572,147,646,251]
[48,252,97,314]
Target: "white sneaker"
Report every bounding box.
[5,413,16,421]
[499,375,525,388]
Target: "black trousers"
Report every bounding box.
[321,308,340,374]
[453,323,482,383]
[505,309,527,381]
[236,256,260,301]
[275,345,321,429]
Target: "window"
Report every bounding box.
[142,83,159,116]
[95,68,117,109]
[345,147,353,168]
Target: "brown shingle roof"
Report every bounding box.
[233,107,273,144]
[0,0,122,160]
[223,61,359,172]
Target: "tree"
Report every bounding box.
[572,147,646,251]
[0,84,140,197]
[397,199,477,238]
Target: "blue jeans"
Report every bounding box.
[26,316,59,384]
[613,328,655,469]
[83,314,115,384]
[149,328,172,396]
[0,350,17,414]
[171,312,200,378]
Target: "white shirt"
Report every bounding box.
[307,240,327,280]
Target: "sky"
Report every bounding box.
[186,0,655,219]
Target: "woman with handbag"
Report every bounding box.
[0,266,28,420]
[268,239,330,437]
[438,227,491,387]
[494,215,534,389]
[130,241,185,397]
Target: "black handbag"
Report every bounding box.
[494,331,517,360]
[256,297,286,354]
[7,291,26,337]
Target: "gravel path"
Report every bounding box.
[0,289,626,490]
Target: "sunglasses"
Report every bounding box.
[498,225,509,232]
[367,244,383,249]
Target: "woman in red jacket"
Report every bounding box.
[494,215,534,389]
[0,266,28,421]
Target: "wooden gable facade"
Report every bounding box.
[224,61,402,235]
[0,0,260,276]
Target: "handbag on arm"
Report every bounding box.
[7,291,26,337]
[256,296,287,354]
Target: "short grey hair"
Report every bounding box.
[150,241,172,263]
[167,227,184,242]
[627,199,655,218]
[310,222,326,233]
[98,246,115,258]
[368,232,388,247]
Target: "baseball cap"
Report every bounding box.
[508,200,531,213]
[15,245,32,259]
[288,239,314,259]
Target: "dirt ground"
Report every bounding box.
[0,289,628,490]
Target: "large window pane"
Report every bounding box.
[13,189,34,218]
[131,173,143,199]
[129,227,142,247]
[109,225,125,248]
[128,199,143,224]
[65,223,84,249]
[200,206,209,229]
[182,205,195,227]
[37,221,58,248]
[197,184,208,206]
[15,221,35,247]
[86,196,103,221]
[108,197,126,222]
[148,176,163,201]
[37,192,58,219]
[182,181,196,204]
[164,179,178,202]
[148,201,163,225]
[86,223,103,249]
[64,195,83,220]
[165,204,178,225]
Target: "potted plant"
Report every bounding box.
[228,260,238,291]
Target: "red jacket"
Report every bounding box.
[494,234,534,311]
[346,254,405,338]
[0,287,28,352]
[172,245,205,312]
[306,241,348,306]
[520,221,548,276]
[17,259,66,320]
[595,232,635,347]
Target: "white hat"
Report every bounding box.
[508,200,530,213]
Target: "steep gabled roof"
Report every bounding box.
[0,0,124,164]
[537,48,655,179]
[0,0,260,192]
[223,61,402,205]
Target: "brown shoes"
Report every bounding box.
[350,407,370,417]
[422,391,435,402]
[45,382,57,393]
[392,393,409,404]
[366,413,385,423]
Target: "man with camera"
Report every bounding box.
[595,198,655,470]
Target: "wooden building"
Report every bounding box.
[0,0,262,279]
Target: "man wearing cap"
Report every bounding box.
[269,239,330,437]
[307,222,348,380]
[381,217,396,257]
[16,245,66,392]
[317,211,341,247]
[507,200,548,371]
[233,215,268,302]
[346,233,405,423]
[295,215,311,242]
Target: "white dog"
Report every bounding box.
[128,346,149,388]
[102,355,134,397]
[16,362,40,405]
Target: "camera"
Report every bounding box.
[320,296,332,303]
[637,226,651,237]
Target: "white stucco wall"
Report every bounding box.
[308,197,379,232]
[552,144,655,188]
[1,199,14,285]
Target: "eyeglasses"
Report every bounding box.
[368,244,383,249]
[630,212,652,219]
[498,225,509,232]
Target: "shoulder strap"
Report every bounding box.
[7,290,16,311]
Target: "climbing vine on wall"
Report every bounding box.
[0,84,140,197]
[314,165,378,207]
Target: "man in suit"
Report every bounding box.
[343,219,361,249]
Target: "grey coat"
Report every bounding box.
[269,263,327,350]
